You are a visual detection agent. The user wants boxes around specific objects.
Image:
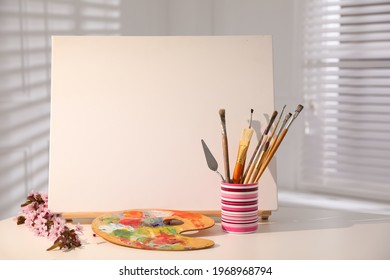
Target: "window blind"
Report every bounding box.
[301,0,390,201]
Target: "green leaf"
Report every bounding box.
[46,241,62,251]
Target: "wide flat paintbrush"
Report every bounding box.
[232,109,254,183]
[254,104,304,182]
[219,109,231,183]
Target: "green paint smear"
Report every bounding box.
[161,226,179,235]
[112,229,133,238]
[101,216,120,224]
[111,223,190,250]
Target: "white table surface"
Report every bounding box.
[1,206,389,260]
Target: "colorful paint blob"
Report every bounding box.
[92,209,215,251]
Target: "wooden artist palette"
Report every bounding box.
[91,209,215,251]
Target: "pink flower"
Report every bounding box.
[25,213,36,229]
[33,214,48,236]
[36,204,47,214]
[53,216,65,232]
[21,203,35,215]
[48,227,61,241]
[41,193,48,203]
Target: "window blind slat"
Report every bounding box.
[321,111,390,122]
[305,68,390,77]
[306,22,390,33]
[307,32,390,43]
[324,121,390,132]
[305,60,390,68]
[304,87,390,95]
[307,0,390,9]
[305,42,390,54]
[309,78,390,86]
[324,145,390,157]
[306,14,390,26]
[307,4,390,18]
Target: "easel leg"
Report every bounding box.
[259,210,272,220]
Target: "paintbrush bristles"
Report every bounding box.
[241,128,254,143]
[286,104,304,129]
[296,104,304,113]
[219,108,231,183]
[219,109,226,124]
[249,109,254,128]
[265,111,278,134]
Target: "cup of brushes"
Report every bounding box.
[202,104,303,234]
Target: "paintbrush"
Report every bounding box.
[266,112,292,161]
[275,112,292,142]
[243,110,278,184]
[219,109,231,183]
[254,104,304,182]
[232,109,254,183]
[260,105,286,164]
[269,105,286,142]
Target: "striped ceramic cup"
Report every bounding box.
[220,182,259,233]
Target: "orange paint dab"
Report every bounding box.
[123,211,143,218]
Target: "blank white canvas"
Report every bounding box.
[48,36,277,214]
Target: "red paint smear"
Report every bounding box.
[153,231,185,246]
[119,218,142,228]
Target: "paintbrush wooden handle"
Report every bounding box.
[255,129,287,182]
[222,135,231,183]
[243,159,256,184]
[242,135,268,183]
[248,149,266,183]
[232,162,245,183]
[242,134,263,179]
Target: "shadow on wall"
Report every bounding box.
[0,0,122,220]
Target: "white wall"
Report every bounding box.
[0,0,299,219]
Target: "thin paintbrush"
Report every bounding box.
[261,105,287,163]
[268,105,286,144]
[259,105,286,159]
[275,112,292,140]
[219,109,231,183]
[254,104,304,182]
[266,112,292,160]
[243,110,278,184]
[232,109,254,183]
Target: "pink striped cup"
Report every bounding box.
[220,182,259,233]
